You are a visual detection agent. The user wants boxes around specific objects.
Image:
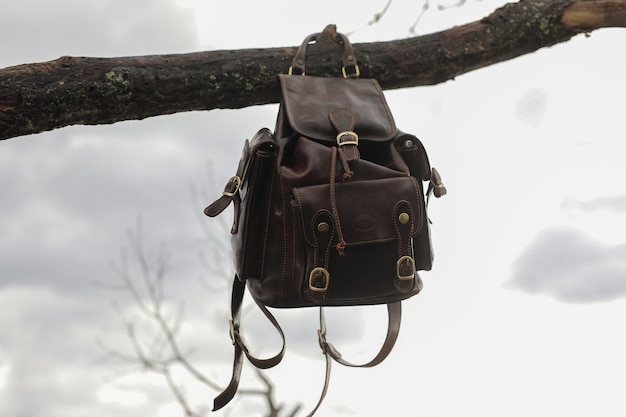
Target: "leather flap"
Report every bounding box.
[278,74,397,142]
[292,176,422,247]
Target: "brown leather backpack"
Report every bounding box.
[205,31,446,414]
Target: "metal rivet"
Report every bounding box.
[398,213,410,224]
[404,139,414,147]
[317,222,330,233]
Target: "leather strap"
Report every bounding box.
[317,302,402,368]
[304,303,402,416]
[306,210,335,304]
[289,32,359,78]
[212,278,286,411]
[214,282,402,414]
[204,139,250,233]
[330,107,360,163]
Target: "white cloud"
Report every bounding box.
[506,227,626,303]
[0,0,199,67]
[515,88,547,128]
[561,194,626,214]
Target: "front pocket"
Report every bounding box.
[291,176,424,305]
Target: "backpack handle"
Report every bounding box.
[289,32,360,78]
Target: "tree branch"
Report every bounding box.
[1,0,624,140]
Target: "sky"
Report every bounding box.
[1,1,625,416]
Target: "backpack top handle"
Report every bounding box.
[288,32,360,79]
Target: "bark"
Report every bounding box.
[0,0,624,140]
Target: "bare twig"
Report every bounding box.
[368,0,393,25]
[104,220,298,415]
[409,0,431,34]
[437,0,468,11]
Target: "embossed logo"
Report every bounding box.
[352,214,377,232]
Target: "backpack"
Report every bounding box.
[204,31,446,414]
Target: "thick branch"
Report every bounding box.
[1,0,624,140]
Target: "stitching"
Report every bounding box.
[409,176,423,234]
[259,168,275,279]
[292,189,315,247]
[393,200,415,258]
[278,166,288,304]
[312,210,335,269]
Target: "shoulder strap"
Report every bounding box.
[305,302,402,415]
[318,302,402,367]
[212,278,286,411]
[214,279,402,414]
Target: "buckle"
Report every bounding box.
[317,329,327,353]
[287,66,305,76]
[336,131,359,147]
[309,267,330,292]
[228,319,236,345]
[342,64,361,79]
[222,176,241,198]
[396,256,415,281]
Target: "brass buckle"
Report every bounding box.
[287,66,305,76]
[342,64,361,79]
[222,176,241,198]
[228,319,236,345]
[336,131,359,147]
[396,256,415,281]
[309,267,330,292]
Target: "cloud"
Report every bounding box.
[505,227,626,303]
[515,88,547,128]
[0,0,199,68]
[561,194,626,213]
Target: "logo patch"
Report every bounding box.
[352,214,377,232]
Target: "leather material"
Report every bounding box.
[205,31,445,414]
[289,32,358,77]
[278,74,396,143]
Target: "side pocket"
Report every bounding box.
[395,132,434,271]
[231,128,278,281]
[394,132,431,180]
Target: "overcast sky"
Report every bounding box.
[1,1,626,416]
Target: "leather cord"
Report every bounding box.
[329,147,348,256]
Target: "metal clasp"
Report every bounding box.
[222,176,241,198]
[287,66,305,76]
[309,267,330,292]
[228,319,236,345]
[336,131,359,147]
[396,256,415,281]
[342,64,361,79]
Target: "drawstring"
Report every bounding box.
[338,147,353,180]
[330,147,348,256]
